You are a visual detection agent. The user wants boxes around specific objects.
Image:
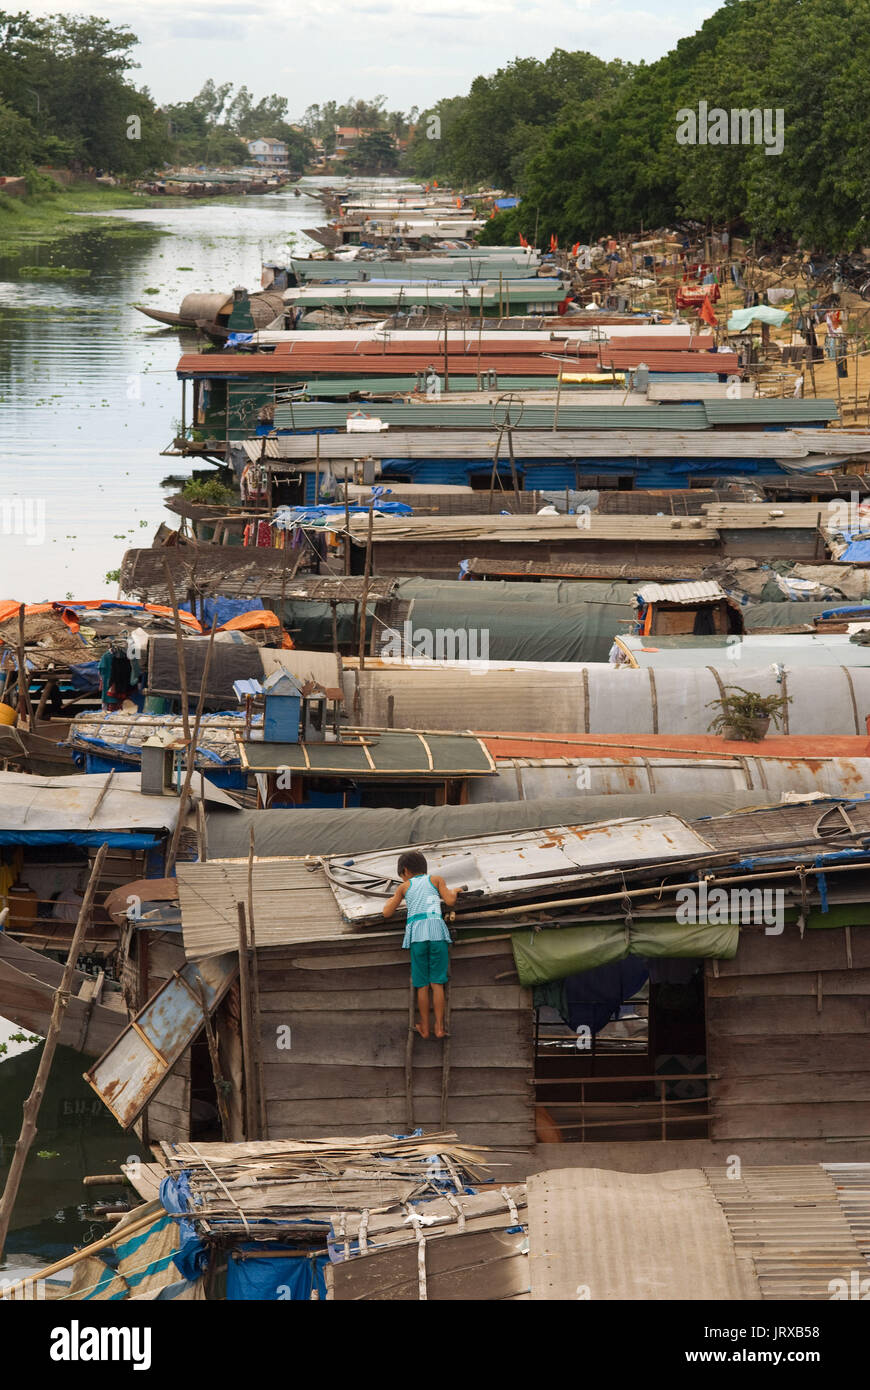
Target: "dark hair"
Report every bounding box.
[398,850,427,878]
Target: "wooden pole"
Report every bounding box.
[357,500,375,672]
[343,468,351,574]
[0,843,108,1261]
[162,556,191,745]
[247,827,268,1140]
[236,900,257,1141]
[165,616,218,875]
[16,604,31,727]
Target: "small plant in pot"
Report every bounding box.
[706,686,792,742]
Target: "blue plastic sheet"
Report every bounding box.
[159,1173,207,1280]
[180,596,264,628]
[226,1246,329,1301]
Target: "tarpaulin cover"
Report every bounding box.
[225,1246,329,1301]
[159,1172,208,1281]
[510,917,739,987]
[396,595,633,664]
[67,1200,204,1301]
[181,596,263,628]
[727,305,790,331]
[0,830,158,847]
[148,634,264,702]
[743,601,868,627]
[205,791,767,861]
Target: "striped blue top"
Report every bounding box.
[402,874,451,949]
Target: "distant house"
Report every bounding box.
[247,137,289,167]
[334,126,363,155]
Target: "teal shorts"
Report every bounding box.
[409,940,449,988]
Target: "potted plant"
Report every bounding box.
[706,686,792,742]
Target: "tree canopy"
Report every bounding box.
[408,1,870,251]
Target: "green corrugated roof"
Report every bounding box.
[272,402,709,430]
[240,730,496,776]
[703,399,839,423]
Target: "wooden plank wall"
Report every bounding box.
[257,937,536,1150]
[705,923,870,1141]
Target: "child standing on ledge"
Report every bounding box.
[382,850,458,1039]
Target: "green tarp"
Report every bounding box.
[206,791,768,860]
[510,916,739,987]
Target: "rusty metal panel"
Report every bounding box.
[85,953,238,1129]
[324,814,715,924]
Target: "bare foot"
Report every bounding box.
[415,1023,430,1039]
[434,1027,448,1039]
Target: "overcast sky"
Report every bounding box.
[29,0,722,114]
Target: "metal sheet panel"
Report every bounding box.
[323,814,715,923]
[527,1168,761,1300]
[85,953,238,1128]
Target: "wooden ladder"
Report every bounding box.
[405,979,451,1132]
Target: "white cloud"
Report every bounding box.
[23,0,723,111]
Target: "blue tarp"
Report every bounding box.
[273,501,412,528]
[180,596,263,628]
[494,197,520,210]
[225,1246,329,1301]
[0,831,159,848]
[159,1173,208,1281]
[835,535,870,563]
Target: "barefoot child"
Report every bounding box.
[382,850,458,1039]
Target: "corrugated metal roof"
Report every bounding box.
[283,283,565,307]
[636,580,727,604]
[704,398,839,423]
[703,502,828,528]
[600,350,740,373]
[707,1164,870,1299]
[271,402,710,432]
[324,813,715,925]
[616,631,870,668]
[344,664,870,735]
[178,859,353,959]
[262,428,868,461]
[341,513,717,541]
[0,770,234,832]
[528,1169,760,1301]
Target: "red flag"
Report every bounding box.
[519,232,528,247]
[572,242,580,256]
[549,233,557,252]
[699,295,717,328]
[490,208,496,220]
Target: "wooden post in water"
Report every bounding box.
[0,843,108,1262]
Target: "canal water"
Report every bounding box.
[0,179,338,1269]
[0,183,324,602]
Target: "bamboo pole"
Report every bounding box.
[0,1204,160,1300]
[236,901,257,1141]
[16,603,31,727]
[0,843,108,1262]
